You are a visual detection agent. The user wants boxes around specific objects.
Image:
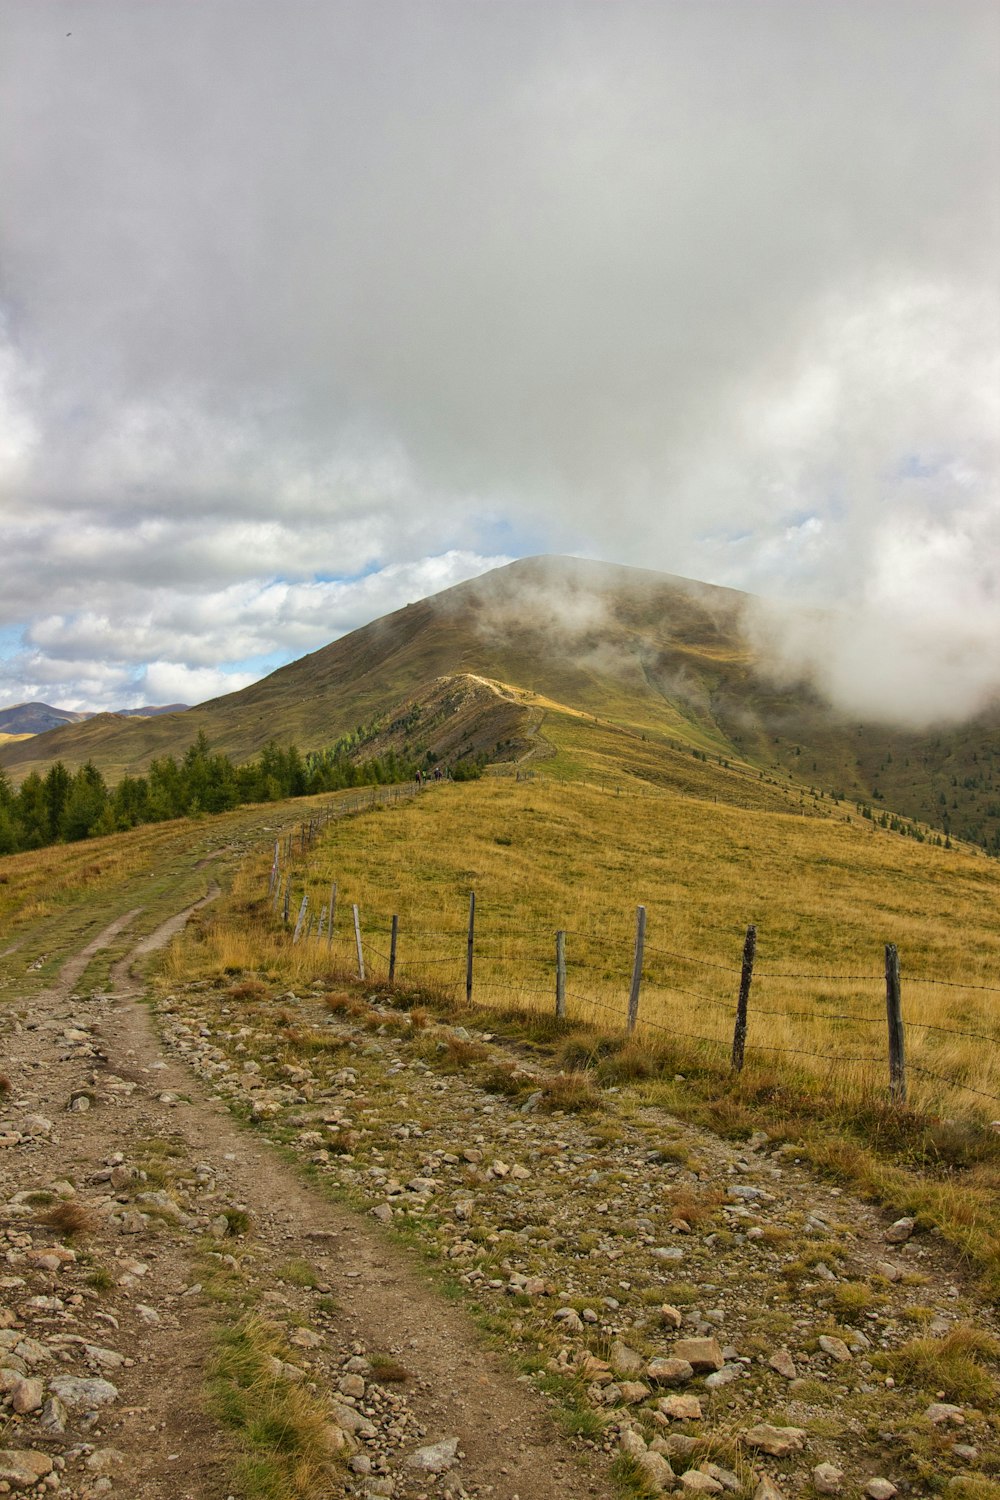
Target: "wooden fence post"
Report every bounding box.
[326,881,337,950]
[282,879,291,925]
[389,915,399,984]
[555,930,566,1018]
[353,904,365,981]
[627,906,646,1035]
[731,923,757,1071]
[466,892,476,1005]
[292,895,308,945]
[885,943,905,1102]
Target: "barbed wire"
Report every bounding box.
[754,968,883,983]
[904,1019,1000,1046]
[905,1063,1000,1106]
[641,942,740,973]
[905,975,1000,995]
[642,979,733,1012]
[267,859,999,1107]
[744,1041,884,1066]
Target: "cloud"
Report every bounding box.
[0,1,997,718]
[0,550,512,710]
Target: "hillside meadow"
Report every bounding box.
[169,773,1000,1125]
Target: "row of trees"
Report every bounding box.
[0,732,420,855]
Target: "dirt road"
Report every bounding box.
[0,883,614,1499]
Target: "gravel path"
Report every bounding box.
[0,885,615,1499]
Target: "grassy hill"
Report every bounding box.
[1,556,997,853]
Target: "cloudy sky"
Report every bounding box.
[1,0,998,722]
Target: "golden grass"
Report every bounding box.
[207,1316,340,1499]
[171,775,1000,1123]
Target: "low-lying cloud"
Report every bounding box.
[0,1,996,720]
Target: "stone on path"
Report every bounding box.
[754,1479,785,1500]
[647,1356,694,1386]
[48,1374,119,1409]
[925,1402,964,1425]
[865,1482,897,1500]
[0,1449,53,1489]
[884,1217,915,1244]
[813,1462,844,1494]
[818,1335,852,1362]
[743,1424,807,1457]
[405,1436,460,1473]
[679,1470,723,1493]
[10,1376,43,1414]
[768,1349,797,1379]
[658,1394,702,1421]
[637,1450,677,1493]
[672,1337,724,1372]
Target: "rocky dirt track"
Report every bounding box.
[0,850,996,1500]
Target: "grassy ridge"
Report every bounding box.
[3,556,998,854]
[164,771,1000,1122]
[156,774,1000,1291]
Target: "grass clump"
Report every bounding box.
[540,1070,600,1113]
[85,1265,115,1294]
[875,1323,1000,1406]
[223,1208,252,1237]
[277,1259,321,1290]
[369,1352,411,1384]
[207,1316,339,1500]
[37,1200,98,1238]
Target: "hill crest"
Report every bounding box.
[1,556,997,855]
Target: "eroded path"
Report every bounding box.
[0,888,614,1499]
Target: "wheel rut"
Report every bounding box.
[0,886,613,1499]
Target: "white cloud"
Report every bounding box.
[0,550,512,711]
[0,1,996,719]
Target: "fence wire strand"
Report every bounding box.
[267,859,998,1111]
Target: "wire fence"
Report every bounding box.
[262,804,1000,1121]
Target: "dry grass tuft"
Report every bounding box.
[227,978,270,1002]
[876,1323,1000,1406]
[207,1315,338,1500]
[369,1353,411,1384]
[37,1200,99,1238]
[540,1070,600,1114]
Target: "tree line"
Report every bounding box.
[0,731,424,855]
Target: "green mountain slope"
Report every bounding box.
[1,556,997,853]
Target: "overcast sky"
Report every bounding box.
[1,1,998,723]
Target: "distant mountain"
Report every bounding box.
[114,704,190,718]
[0,558,997,853]
[0,701,189,737]
[0,702,89,735]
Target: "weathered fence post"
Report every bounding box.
[885,943,905,1102]
[316,907,326,940]
[627,906,646,1035]
[292,895,308,945]
[282,878,291,925]
[389,915,399,984]
[555,930,566,1018]
[326,881,337,950]
[353,904,365,981]
[466,892,476,1005]
[731,923,757,1071]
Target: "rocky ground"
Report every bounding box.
[0,863,996,1499]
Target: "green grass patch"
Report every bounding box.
[206,1317,340,1500]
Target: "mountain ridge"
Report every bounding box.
[1,556,997,853]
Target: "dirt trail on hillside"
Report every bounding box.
[0,890,614,1499]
